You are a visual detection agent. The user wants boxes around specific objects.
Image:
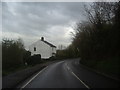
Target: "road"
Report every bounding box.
[19,59,119,88]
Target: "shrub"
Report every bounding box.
[26,54,41,65]
[2,38,25,70]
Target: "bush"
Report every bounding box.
[23,51,31,64]
[26,54,41,65]
[2,38,25,70]
[49,56,56,60]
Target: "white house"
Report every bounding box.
[29,37,56,59]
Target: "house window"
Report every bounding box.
[34,47,36,51]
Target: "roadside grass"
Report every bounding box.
[2,59,58,77]
[80,57,120,79]
[2,60,46,76]
[95,58,119,76]
[3,65,31,76]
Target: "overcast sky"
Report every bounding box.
[2,2,88,50]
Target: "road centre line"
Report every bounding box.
[20,61,90,89]
[66,63,70,70]
[66,63,90,89]
[20,66,48,89]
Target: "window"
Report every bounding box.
[34,47,36,51]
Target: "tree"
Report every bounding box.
[2,38,25,70]
[71,2,120,61]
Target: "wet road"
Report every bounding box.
[20,59,119,88]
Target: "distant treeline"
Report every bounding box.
[57,2,120,75]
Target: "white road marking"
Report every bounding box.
[20,61,90,89]
[20,66,48,89]
[65,63,70,70]
[71,71,90,89]
[66,63,90,89]
[21,61,64,89]
[55,61,64,65]
[60,61,64,63]
[67,66,70,70]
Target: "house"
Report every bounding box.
[29,37,56,59]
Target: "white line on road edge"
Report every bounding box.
[66,63,90,89]
[71,71,90,89]
[60,61,64,63]
[20,66,48,89]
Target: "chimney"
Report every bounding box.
[41,37,44,41]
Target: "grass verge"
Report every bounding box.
[80,57,120,79]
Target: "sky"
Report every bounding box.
[1,2,88,50]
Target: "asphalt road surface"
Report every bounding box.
[19,59,119,88]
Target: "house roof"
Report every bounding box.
[42,40,56,48]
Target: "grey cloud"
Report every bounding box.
[2,2,88,48]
